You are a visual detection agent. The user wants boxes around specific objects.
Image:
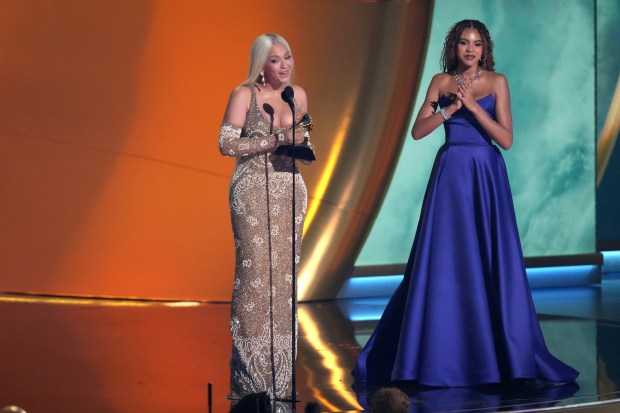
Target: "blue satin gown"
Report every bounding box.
[352,94,579,387]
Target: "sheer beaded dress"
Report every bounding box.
[218,85,308,411]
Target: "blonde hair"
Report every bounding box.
[243,33,293,86]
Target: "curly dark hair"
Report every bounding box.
[370,387,410,413]
[440,19,495,73]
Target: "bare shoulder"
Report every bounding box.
[431,72,455,93]
[291,84,307,100]
[433,72,452,81]
[431,72,452,86]
[222,85,252,125]
[291,84,308,110]
[229,84,252,104]
[486,71,509,88]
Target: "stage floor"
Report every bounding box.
[2,277,620,413]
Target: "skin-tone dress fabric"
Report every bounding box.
[219,86,307,409]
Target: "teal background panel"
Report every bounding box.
[357,0,596,266]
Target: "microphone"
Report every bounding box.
[263,103,275,131]
[281,86,295,111]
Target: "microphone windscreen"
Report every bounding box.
[281,86,294,104]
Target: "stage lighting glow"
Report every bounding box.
[527,265,600,288]
[0,294,202,307]
[596,75,620,185]
[302,111,351,237]
[339,297,391,322]
[602,251,620,274]
[298,106,352,300]
[337,275,404,300]
[341,264,602,321]
[298,306,363,411]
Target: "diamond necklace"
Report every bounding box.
[453,69,482,86]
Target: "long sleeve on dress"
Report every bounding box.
[218,122,278,157]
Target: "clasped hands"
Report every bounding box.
[452,78,477,112]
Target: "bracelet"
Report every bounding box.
[440,109,451,121]
[274,131,285,145]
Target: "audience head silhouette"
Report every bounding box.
[370,387,410,413]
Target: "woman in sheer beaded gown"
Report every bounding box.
[353,20,578,388]
[218,33,314,410]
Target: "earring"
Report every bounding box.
[479,57,485,69]
[260,71,265,86]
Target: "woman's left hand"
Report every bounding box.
[279,124,307,145]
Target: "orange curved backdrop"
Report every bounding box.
[0,1,430,301]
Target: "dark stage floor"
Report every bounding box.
[2,276,620,413]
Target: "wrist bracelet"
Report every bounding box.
[274,131,285,145]
[440,109,451,121]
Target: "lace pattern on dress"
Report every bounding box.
[224,86,308,410]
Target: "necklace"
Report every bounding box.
[453,69,482,86]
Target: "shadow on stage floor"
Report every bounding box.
[2,277,620,412]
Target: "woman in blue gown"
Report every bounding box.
[353,20,578,387]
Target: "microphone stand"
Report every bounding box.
[263,104,278,403]
[288,99,298,413]
[279,85,300,412]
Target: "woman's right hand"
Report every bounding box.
[449,98,463,113]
